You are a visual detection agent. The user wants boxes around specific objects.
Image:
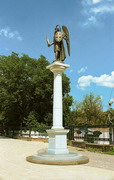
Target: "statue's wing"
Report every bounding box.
[62,26,70,56]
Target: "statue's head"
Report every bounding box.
[55,25,61,32]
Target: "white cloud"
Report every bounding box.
[70,69,73,73]
[82,0,103,6]
[100,95,103,100]
[0,27,22,41]
[91,5,114,14]
[92,0,103,4]
[110,98,114,102]
[83,16,97,26]
[17,36,22,41]
[82,0,91,6]
[81,0,114,27]
[78,66,88,73]
[5,48,9,51]
[77,75,93,90]
[77,71,114,90]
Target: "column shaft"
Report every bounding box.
[52,71,63,129]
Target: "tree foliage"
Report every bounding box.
[70,93,107,125]
[105,108,114,124]
[0,53,72,130]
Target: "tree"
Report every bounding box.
[105,108,114,125]
[23,111,38,131]
[70,93,104,125]
[0,53,72,130]
[0,53,53,128]
[81,93,103,125]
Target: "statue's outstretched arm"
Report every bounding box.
[46,35,54,47]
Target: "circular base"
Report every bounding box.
[26,151,89,165]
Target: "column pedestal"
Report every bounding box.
[47,129,69,154]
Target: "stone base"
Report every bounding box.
[26,150,89,165]
[26,128,89,165]
[46,129,69,154]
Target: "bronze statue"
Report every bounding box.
[46,25,70,62]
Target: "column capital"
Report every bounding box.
[46,61,70,73]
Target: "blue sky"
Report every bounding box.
[0,0,114,110]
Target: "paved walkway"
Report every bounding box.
[0,138,114,180]
[69,146,114,171]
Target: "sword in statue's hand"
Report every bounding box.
[46,35,54,47]
[46,35,50,46]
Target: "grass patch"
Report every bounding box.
[86,147,114,155]
[104,149,114,155]
[86,147,102,153]
[75,148,85,151]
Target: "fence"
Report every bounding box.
[0,124,114,145]
[67,124,114,145]
[0,125,50,139]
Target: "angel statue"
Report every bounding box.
[46,25,70,62]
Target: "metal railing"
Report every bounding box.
[67,124,114,145]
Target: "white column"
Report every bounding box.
[46,62,70,154]
[53,71,63,129]
[46,62,70,129]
